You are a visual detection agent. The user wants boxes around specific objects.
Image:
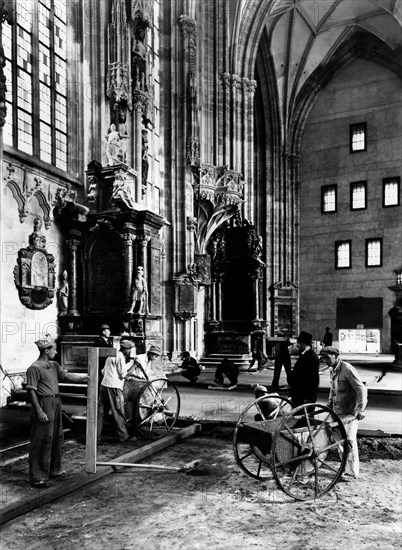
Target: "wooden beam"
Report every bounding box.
[85,347,99,473]
[0,423,201,527]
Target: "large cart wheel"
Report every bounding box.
[133,378,180,439]
[233,394,293,480]
[271,403,348,500]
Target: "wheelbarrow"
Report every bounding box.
[233,394,349,500]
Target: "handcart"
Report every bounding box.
[233,394,349,500]
[124,375,180,439]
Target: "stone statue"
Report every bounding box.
[106,123,121,165]
[111,171,136,209]
[57,270,69,315]
[128,266,149,315]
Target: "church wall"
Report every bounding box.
[1,176,66,405]
[299,59,402,351]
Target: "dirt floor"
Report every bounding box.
[1,429,401,550]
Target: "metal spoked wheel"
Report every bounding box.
[133,378,181,439]
[233,394,293,480]
[270,403,348,500]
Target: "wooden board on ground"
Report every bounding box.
[0,423,201,527]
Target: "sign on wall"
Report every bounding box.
[339,329,381,353]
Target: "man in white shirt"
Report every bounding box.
[97,340,135,443]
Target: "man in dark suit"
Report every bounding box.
[93,324,113,382]
[288,331,320,408]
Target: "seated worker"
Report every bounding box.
[247,349,269,371]
[212,357,239,389]
[97,340,136,444]
[179,351,200,384]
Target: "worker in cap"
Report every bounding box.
[319,346,368,481]
[97,339,137,444]
[26,337,89,488]
[287,330,320,408]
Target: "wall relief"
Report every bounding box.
[13,219,56,310]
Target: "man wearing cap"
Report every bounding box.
[26,338,89,488]
[319,346,368,480]
[288,331,320,408]
[132,345,164,380]
[97,340,136,444]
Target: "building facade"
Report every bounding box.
[0,0,401,404]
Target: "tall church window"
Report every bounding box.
[350,122,367,153]
[335,241,351,269]
[383,177,400,207]
[350,181,367,210]
[2,1,68,170]
[321,185,337,213]
[366,239,382,268]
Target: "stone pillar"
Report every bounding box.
[67,239,80,316]
[123,232,135,308]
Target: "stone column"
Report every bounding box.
[123,232,135,308]
[67,239,80,316]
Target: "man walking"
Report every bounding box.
[319,346,368,480]
[288,331,320,408]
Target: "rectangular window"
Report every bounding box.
[3,1,68,170]
[321,185,337,213]
[335,241,351,269]
[366,239,382,267]
[350,181,367,210]
[350,122,367,153]
[383,177,400,207]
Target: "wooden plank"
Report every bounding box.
[85,347,99,473]
[0,423,201,527]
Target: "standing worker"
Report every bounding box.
[97,340,136,444]
[288,331,320,408]
[26,337,89,488]
[319,346,368,481]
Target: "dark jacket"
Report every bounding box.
[93,336,113,348]
[289,348,320,407]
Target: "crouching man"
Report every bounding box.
[26,337,89,488]
[319,346,368,481]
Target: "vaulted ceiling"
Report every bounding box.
[235,0,402,133]
[267,0,402,121]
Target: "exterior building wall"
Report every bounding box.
[299,59,402,351]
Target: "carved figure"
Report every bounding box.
[111,172,136,209]
[57,270,69,315]
[87,176,98,203]
[128,266,149,315]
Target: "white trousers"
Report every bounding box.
[338,414,360,478]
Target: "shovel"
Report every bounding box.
[96,459,203,474]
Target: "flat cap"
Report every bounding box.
[319,346,340,356]
[120,340,134,349]
[100,324,110,330]
[35,337,55,350]
[148,345,161,356]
